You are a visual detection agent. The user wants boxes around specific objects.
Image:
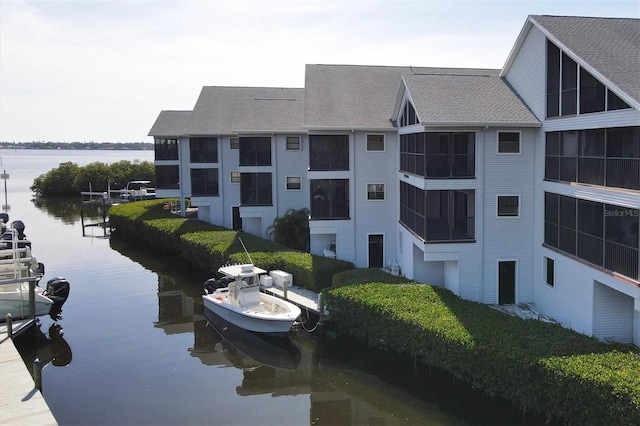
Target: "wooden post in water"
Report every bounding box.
[5,313,12,338]
[33,358,42,390]
[28,280,36,318]
[81,209,85,236]
[283,279,288,300]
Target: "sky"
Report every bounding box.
[1,0,638,143]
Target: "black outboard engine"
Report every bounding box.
[44,277,70,320]
[3,220,31,249]
[44,277,71,303]
[0,212,8,234]
[203,276,232,294]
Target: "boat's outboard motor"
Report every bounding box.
[203,276,232,294]
[44,277,71,303]
[44,277,70,320]
[8,220,31,249]
[0,213,8,234]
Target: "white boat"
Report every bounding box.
[202,264,301,335]
[120,180,156,201]
[0,218,70,320]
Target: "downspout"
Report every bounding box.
[352,129,356,266]
[480,125,488,302]
[218,135,223,225]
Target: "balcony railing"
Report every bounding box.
[309,152,349,171]
[424,155,474,178]
[310,199,349,219]
[605,241,639,281]
[606,158,639,190]
[425,216,475,242]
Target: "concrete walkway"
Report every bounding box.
[0,321,58,426]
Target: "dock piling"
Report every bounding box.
[33,358,42,390]
[5,313,12,338]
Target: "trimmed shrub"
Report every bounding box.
[324,270,640,424]
[108,199,353,291]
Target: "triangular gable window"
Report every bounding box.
[547,39,632,117]
[400,101,418,127]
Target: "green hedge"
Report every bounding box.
[108,199,354,292]
[325,269,640,424]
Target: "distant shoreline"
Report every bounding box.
[0,142,152,150]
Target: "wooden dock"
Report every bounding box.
[0,321,58,426]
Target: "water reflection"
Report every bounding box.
[31,197,97,224]
[14,320,73,371]
[110,238,454,425]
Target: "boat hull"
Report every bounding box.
[202,291,300,335]
[0,287,53,319]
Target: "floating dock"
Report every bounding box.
[0,320,58,426]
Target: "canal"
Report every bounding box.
[6,149,535,425]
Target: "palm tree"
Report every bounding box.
[266,208,309,251]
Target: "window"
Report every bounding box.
[241,173,272,206]
[497,195,519,217]
[545,127,639,190]
[544,192,639,280]
[310,179,349,219]
[154,138,179,161]
[580,68,605,114]
[400,132,475,178]
[366,135,385,151]
[240,137,271,166]
[561,52,578,115]
[155,165,179,189]
[190,168,218,196]
[309,135,349,171]
[286,176,302,191]
[230,171,240,184]
[367,183,385,200]
[608,90,631,111]
[400,102,418,127]
[286,136,301,150]
[189,137,218,163]
[545,257,555,287]
[400,183,475,242]
[546,38,631,117]
[230,137,239,149]
[498,132,520,154]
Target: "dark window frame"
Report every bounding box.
[309,135,349,171]
[240,172,272,206]
[189,137,218,163]
[239,137,271,166]
[497,131,521,154]
[155,165,180,190]
[544,192,639,280]
[497,195,520,217]
[310,179,349,219]
[190,168,219,197]
[154,138,179,161]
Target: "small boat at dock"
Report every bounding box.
[0,216,70,320]
[120,180,155,201]
[202,264,301,336]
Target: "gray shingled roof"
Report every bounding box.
[148,110,192,137]
[188,86,303,135]
[530,15,640,103]
[403,73,540,126]
[304,64,500,129]
[232,95,304,134]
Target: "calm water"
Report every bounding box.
[5,149,535,425]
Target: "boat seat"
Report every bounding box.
[239,286,262,307]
